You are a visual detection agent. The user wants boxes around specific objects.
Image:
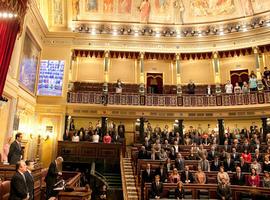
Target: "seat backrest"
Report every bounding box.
[0,181,11,200]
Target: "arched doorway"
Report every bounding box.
[146,73,163,94]
[230,69,249,87]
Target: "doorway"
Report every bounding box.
[230,69,249,87]
[146,73,163,94]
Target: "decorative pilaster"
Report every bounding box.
[103,51,109,94]
[176,53,182,95]
[139,52,145,94]
[212,52,221,94]
[218,119,225,145]
[253,47,264,91]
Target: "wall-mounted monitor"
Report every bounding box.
[37,60,64,96]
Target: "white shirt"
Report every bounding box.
[92,134,99,143]
[225,83,233,94]
[72,135,80,142]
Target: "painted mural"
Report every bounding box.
[63,0,270,25]
[19,32,40,95]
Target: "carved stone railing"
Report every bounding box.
[67,91,270,107]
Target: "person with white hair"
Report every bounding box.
[45,156,64,199]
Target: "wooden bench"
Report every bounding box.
[144,183,270,200]
[0,181,10,200]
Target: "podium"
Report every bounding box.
[58,187,91,200]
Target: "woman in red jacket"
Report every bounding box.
[103,132,112,144]
[241,149,252,163]
[247,168,260,187]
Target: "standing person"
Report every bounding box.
[217,177,232,200]
[249,74,257,91]
[9,160,29,200]
[150,175,163,199]
[103,132,112,144]
[8,133,24,165]
[225,80,233,94]
[117,121,125,138]
[25,160,35,200]
[45,157,64,199]
[98,184,107,200]
[187,80,195,94]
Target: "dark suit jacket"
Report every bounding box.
[45,161,58,190]
[8,141,23,165]
[175,158,185,171]
[232,173,245,186]
[211,161,221,171]
[25,170,34,200]
[231,153,240,162]
[181,171,194,183]
[117,125,125,138]
[217,183,232,200]
[9,171,28,200]
[155,168,168,183]
[223,159,235,172]
[175,188,185,199]
[150,181,163,198]
[142,169,154,183]
[208,151,218,161]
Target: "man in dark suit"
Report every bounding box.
[142,163,154,183]
[112,132,121,143]
[150,175,163,199]
[45,156,63,199]
[138,146,149,159]
[208,146,218,161]
[9,160,29,200]
[217,177,232,200]
[232,166,245,186]
[8,133,23,165]
[25,160,35,200]
[211,156,221,171]
[223,153,235,172]
[231,148,240,162]
[175,153,185,171]
[181,165,194,183]
[117,121,125,138]
[155,163,168,183]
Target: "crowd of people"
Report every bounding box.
[63,119,125,144]
[136,122,270,199]
[187,67,270,95]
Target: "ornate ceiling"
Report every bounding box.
[33,0,270,52]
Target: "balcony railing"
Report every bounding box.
[67,91,270,107]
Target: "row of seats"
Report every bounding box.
[0,181,10,200]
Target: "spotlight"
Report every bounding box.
[0,96,8,102]
[148,29,153,34]
[85,27,89,32]
[134,31,139,36]
[198,31,202,37]
[141,29,145,34]
[235,25,241,32]
[191,30,195,36]
[242,25,247,32]
[78,26,83,31]
[169,30,175,36]
[127,28,132,34]
[91,28,96,35]
[212,28,218,34]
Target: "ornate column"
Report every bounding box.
[218,119,225,145]
[103,51,109,93]
[139,52,145,94]
[261,117,268,143]
[212,52,222,94]
[176,53,182,95]
[253,47,264,91]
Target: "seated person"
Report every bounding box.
[169,168,181,183]
[262,171,270,188]
[175,181,185,200]
[181,165,194,184]
[263,155,270,172]
[217,178,232,200]
[92,131,100,143]
[103,133,112,144]
[194,166,206,184]
[175,153,185,171]
[217,166,230,184]
[223,153,235,172]
[165,158,174,173]
[138,146,149,159]
[250,159,262,174]
[151,175,163,199]
[247,168,260,187]
[198,155,210,172]
[232,166,245,186]
[72,132,80,142]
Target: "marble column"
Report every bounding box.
[253,47,264,91]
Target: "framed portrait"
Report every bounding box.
[18,30,41,95]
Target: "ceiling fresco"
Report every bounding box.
[65,0,270,25]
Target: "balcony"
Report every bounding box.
[67,91,270,107]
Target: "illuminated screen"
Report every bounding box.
[37,60,64,96]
